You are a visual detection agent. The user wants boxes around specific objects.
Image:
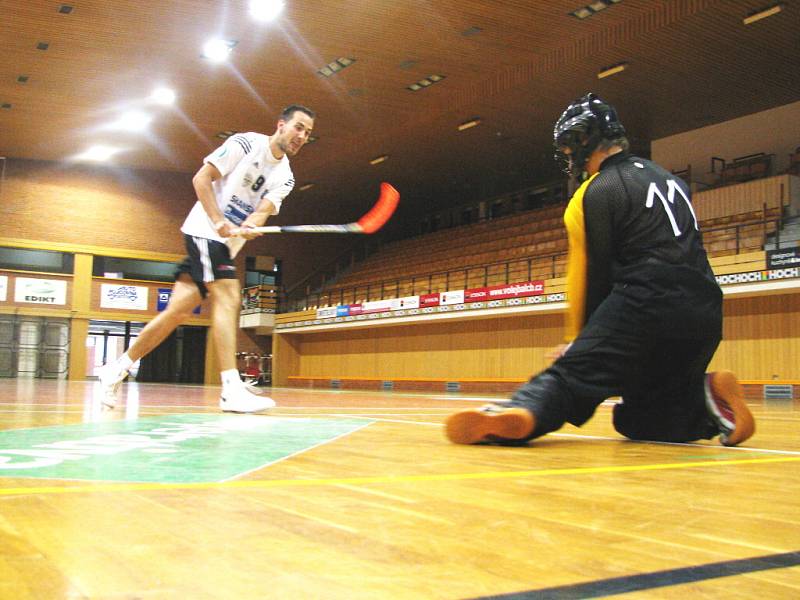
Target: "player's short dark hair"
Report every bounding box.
[281,104,315,121]
[598,136,629,152]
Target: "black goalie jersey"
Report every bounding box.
[562,152,722,341]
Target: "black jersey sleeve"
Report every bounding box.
[582,172,618,320]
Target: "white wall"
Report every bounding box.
[652,101,800,186]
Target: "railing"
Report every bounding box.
[241,284,281,314]
[280,215,782,313]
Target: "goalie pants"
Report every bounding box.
[509,321,721,443]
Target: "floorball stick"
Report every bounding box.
[226,182,399,258]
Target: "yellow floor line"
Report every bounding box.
[1,455,798,497]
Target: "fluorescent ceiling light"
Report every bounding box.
[406,74,445,90]
[317,57,356,77]
[75,145,121,162]
[369,155,388,165]
[597,62,627,79]
[150,87,176,105]
[202,38,236,62]
[110,110,152,131]
[588,1,608,11]
[299,183,314,191]
[249,0,284,22]
[458,118,481,131]
[743,4,783,25]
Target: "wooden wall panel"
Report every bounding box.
[710,294,800,380]
[293,312,565,381]
[283,293,800,383]
[692,175,791,221]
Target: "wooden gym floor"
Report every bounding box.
[0,379,798,599]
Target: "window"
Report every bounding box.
[0,247,74,274]
[92,256,175,282]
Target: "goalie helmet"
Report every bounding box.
[553,93,626,180]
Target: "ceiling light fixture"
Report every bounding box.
[369,155,388,165]
[150,87,176,105]
[299,183,315,191]
[406,74,446,91]
[317,57,356,77]
[249,0,284,22]
[215,130,237,139]
[570,0,622,19]
[202,38,237,63]
[458,118,481,131]
[597,62,628,79]
[110,110,152,132]
[743,3,783,25]
[75,145,121,162]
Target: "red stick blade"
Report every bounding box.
[356,182,400,233]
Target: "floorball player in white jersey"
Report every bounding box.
[98,105,315,413]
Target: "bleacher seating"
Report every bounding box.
[306,174,788,308]
[715,153,773,187]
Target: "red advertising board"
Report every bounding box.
[467,281,545,300]
[419,293,440,307]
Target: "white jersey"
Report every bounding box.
[181,132,295,242]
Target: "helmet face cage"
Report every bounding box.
[553,93,625,180]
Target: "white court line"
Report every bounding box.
[300,413,800,456]
[221,419,375,482]
[2,405,798,456]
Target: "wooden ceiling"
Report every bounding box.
[2,0,799,226]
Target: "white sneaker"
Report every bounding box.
[219,384,276,413]
[97,363,129,408]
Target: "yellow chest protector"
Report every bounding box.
[563,173,599,341]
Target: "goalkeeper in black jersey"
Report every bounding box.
[446,93,755,447]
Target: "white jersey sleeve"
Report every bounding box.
[204,134,252,177]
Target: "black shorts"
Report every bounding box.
[175,234,238,298]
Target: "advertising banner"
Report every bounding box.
[485,281,545,299]
[157,288,201,314]
[362,299,394,314]
[14,278,68,305]
[100,284,149,310]
[464,287,489,302]
[390,296,420,310]
[419,293,440,307]
[767,248,800,269]
[316,306,337,318]
[439,290,465,305]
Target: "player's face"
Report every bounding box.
[276,111,314,157]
